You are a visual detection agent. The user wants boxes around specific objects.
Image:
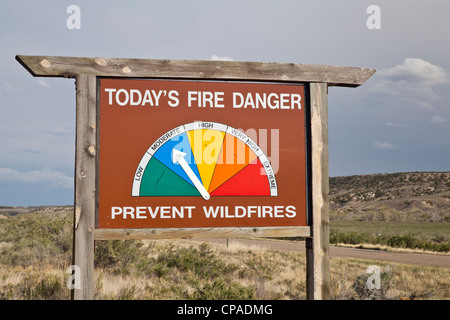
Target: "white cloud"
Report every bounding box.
[37,79,50,87]
[377,58,447,86]
[50,126,71,136]
[385,122,406,127]
[430,115,448,123]
[0,83,14,93]
[0,167,73,189]
[19,147,42,154]
[210,55,234,61]
[370,58,448,110]
[373,141,397,150]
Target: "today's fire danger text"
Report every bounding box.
[103,88,302,110]
[111,205,297,220]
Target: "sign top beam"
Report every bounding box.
[16,55,375,87]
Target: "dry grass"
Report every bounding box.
[332,242,450,255]
[2,239,448,300]
[1,210,449,300]
[330,257,449,300]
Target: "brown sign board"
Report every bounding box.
[97,78,309,230]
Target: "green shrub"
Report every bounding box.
[0,212,72,267]
[352,266,394,300]
[192,280,255,300]
[95,240,150,274]
[244,254,280,280]
[330,229,449,252]
[4,274,70,300]
[155,243,237,279]
[330,230,375,245]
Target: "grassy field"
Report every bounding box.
[331,220,449,239]
[330,220,450,252]
[0,209,449,300]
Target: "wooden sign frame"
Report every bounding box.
[95,78,310,235]
[16,55,375,300]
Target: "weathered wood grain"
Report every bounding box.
[306,82,331,300]
[16,55,375,87]
[95,226,311,240]
[72,74,96,300]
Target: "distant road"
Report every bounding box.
[192,238,450,269]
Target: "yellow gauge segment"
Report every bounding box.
[186,128,225,191]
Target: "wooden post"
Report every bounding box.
[306,82,330,300]
[72,74,97,300]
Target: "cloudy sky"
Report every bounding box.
[1,0,449,206]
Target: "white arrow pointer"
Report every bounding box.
[172,149,210,200]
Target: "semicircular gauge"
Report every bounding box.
[132,121,277,200]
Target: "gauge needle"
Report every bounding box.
[172,149,210,200]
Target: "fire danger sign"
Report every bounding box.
[97,78,308,229]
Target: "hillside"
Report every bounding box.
[1,172,449,223]
[330,172,450,222]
